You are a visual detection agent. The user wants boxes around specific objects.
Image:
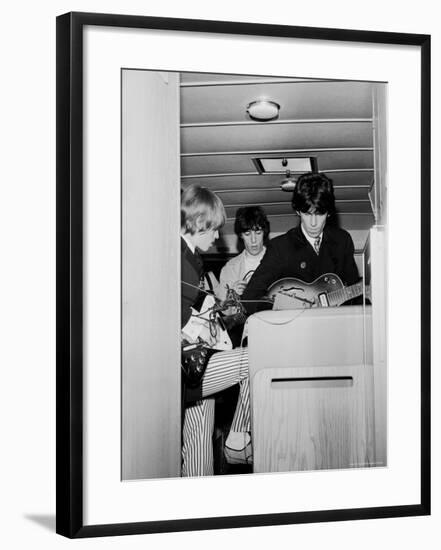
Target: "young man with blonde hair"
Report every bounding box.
[181,184,251,476]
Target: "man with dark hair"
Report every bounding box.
[242,172,359,313]
[217,206,270,301]
[234,205,270,240]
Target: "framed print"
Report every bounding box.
[56,11,430,538]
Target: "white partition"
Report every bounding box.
[121,70,181,480]
[248,306,383,473]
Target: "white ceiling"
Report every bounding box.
[180,71,382,247]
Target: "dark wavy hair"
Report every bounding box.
[234,206,270,240]
[291,172,336,216]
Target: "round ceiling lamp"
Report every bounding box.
[246,100,280,121]
[280,177,297,192]
[280,160,297,191]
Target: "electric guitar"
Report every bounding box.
[181,340,216,387]
[181,294,232,386]
[265,273,369,310]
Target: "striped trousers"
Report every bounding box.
[182,347,249,477]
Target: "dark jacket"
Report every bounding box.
[181,237,204,329]
[181,237,205,402]
[242,224,359,314]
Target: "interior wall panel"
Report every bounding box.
[122,70,181,480]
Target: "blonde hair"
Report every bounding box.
[181,184,226,235]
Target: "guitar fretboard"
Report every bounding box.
[328,282,363,307]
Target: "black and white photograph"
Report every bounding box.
[2,0,439,547]
[121,69,387,480]
[54,10,430,539]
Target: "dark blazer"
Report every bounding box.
[242,224,359,314]
[181,237,204,328]
[181,237,205,402]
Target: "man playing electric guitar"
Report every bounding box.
[242,172,360,314]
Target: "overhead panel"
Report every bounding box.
[180,79,374,124]
[181,122,373,154]
[181,151,374,176]
[179,71,377,231]
[181,171,373,191]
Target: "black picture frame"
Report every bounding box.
[56,11,431,538]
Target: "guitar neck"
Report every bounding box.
[328,281,364,307]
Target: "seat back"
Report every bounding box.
[248,306,375,473]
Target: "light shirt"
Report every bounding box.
[217,247,266,301]
[242,248,266,281]
[301,224,323,251]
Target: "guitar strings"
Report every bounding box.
[181,280,271,305]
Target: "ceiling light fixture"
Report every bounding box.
[246,100,280,121]
[280,172,297,192]
[280,158,297,192]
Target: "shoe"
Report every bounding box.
[224,431,253,465]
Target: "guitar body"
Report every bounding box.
[181,294,232,387]
[266,273,349,310]
[181,340,216,387]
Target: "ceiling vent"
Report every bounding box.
[252,156,317,174]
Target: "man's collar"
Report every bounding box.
[300,224,323,247]
[243,246,266,261]
[181,233,196,254]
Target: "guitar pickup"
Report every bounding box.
[182,343,199,352]
[318,292,329,307]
